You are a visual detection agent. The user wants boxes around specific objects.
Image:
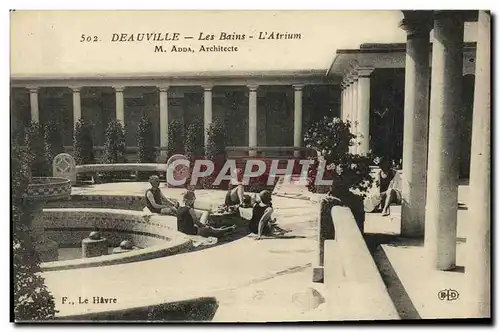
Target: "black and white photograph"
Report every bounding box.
[9,8,491,323]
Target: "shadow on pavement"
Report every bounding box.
[52,297,219,322]
[365,234,421,319]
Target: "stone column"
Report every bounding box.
[356,68,374,155]
[399,11,433,238]
[424,11,464,270]
[28,87,39,123]
[114,86,125,123]
[248,85,258,156]
[346,80,354,153]
[466,10,491,318]
[293,84,304,157]
[71,86,82,126]
[340,83,345,120]
[203,85,213,147]
[351,75,359,154]
[159,86,169,156]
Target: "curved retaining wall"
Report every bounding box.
[40,208,192,271]
[318,199,399,320]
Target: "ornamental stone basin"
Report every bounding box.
[25,177,72,202]
[24,177,72,262]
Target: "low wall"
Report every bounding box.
[322,206,399,320]
[40,208,192,271]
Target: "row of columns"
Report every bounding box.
[399,10,490,317]
[25,84,306,155]
[340,67,373,155]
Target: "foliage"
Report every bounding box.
[73,118,95,165]
[166,119,185,160]
[184,117,205,161]
[102,119,128,180]
[44,120,65,166]
[204,118,228,189]
[12,142,57,321]
[24,122,50,177]
[304,116,375,198]
[103,119,127,164]
[136,115,157,163]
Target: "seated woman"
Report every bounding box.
[224,168,255,208]
[177,190,236,238]
[249,190,286,240]
[145,175,179,215]
[378,159,402,216]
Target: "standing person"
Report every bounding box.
[177,190,236,238]
[145,175,179,215]
[378,158,402,216]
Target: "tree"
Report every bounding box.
[304,116,374,197]
[12,142,57,321]
[166,119,185,160]
[73,118,95,165]
[44,119,64,166]
[24,122,50,177]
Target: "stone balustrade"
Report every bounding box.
[315,196,399,320]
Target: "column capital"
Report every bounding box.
[158,85,169,93]
[113,86,125,93]
[399,10,434,38]
[27,86,39,93]
[69,86,82,93]
[203,84,214,91]
[293,84,305,91]
[356,67,375,78]
[247,84,259,91]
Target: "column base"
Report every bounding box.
[312,267,324,283]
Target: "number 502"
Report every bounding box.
[80,34,99,42]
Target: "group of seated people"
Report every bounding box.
[145,170,285,241]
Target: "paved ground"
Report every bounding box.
[364,183,476,319]
[44,181,327,321]
[45,180,479,320]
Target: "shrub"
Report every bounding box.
[184,118,205,188]
[24,122,50,177]
[137,115,157,163]
[44,120,65,166]
[12,142,57,321]
[204,117,227,189]
[166,119,185,160]
[184,118,204,161]
[103,119,127,164]
[136,115,157,180]
[304,116,374,198]
[73,118,95,165]
[102,119,127,180]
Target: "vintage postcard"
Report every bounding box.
[10,10,491,323]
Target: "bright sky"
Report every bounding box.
[10,11,477,77]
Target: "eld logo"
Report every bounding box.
[438,289,459,301]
